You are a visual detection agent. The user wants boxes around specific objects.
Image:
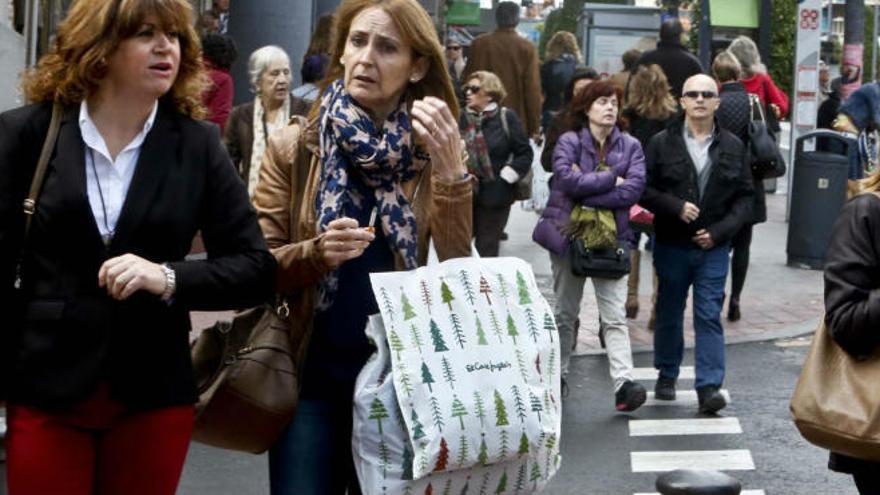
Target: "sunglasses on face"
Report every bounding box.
[447,46,462,51]
[463,85,481,94]
[682,90,718,99]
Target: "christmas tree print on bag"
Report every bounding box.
[354,255,562,494]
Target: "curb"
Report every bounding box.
[574,319,819,357]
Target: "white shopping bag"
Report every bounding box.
[353,256,562,494]
[521,142,550,214]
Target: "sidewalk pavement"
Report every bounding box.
[501,190,824,356]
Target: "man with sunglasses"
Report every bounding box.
[445,38,467,108]
[640,74,754,414]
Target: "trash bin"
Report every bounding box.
[786,130,857,270]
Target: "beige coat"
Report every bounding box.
[252,117,474,352]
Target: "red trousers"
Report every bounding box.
[5,384,194,495]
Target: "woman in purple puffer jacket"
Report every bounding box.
[532,80,647,411]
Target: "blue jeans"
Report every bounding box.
[269,399,362,495]
[652,241,730,390]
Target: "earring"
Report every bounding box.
[340,57,345,66]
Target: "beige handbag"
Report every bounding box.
[790,320,880,461]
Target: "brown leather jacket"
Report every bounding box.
[253,117,474,343]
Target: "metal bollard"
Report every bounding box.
[655,469,742,495]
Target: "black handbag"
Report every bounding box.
[569,238,631,279]
[748,94,786,179]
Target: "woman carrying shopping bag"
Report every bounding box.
[532,80,647,410]
[251,0,473,492]
[460,70,533,257]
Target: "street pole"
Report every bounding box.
[698,0,711,71]
[841,0,865,99]
[23,0,37,66]
[872,4,878,80]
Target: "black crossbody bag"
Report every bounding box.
[567,138,631,279]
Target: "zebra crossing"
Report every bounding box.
[628,366,763,494]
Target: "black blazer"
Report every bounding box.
[0,101,276,410]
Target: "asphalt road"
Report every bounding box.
[171,338,858,495]
[545,338,856,495]
[0,338,854,495]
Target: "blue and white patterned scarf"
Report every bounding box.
[316,79,429,309]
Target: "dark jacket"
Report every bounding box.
[0,101,276,410]
[622,107,677,151]
[532,126,646,256]
[540,53,577,127]
[223,100,295,184]
[632,40,704,99]
[465,28,542,136]
[824,193,880,474]
[717,81,769,224]
[641,116,754,247]
[460,107,533,208]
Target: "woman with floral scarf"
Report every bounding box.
[460,70,533,256]
[251,1,474,493]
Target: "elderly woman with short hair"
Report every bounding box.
[460,70,533,256]
[224,45,293,197]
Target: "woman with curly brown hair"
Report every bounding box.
[0,1,276,493]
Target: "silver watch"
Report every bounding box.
[161,263,176,301]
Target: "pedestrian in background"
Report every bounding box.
[641,74,754,414]
[291,14,333,117]
[620,63,678,322]
[532,80,647,410]
[465,1,542,139]
[201,32,237,132]
[727,35,789,126]
[445,33,467,109]
[0,0,276,493]
[823,169,880,494]
[713,50,769,323]
[540,31,581,129]
[609,48,641,97]
[252,0,473,492]
[631,19,703,99]
[540,66,599,172]
[196,9,219,36]
[460,71,533,256]
[224,45,293,198]
[211,0,229,34]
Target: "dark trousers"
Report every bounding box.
[6,384,194,495]
[269,398,362,495]
[729,224,753,300]
[856,471,880,494]
[473,203,512,257]
[653,241,730,390]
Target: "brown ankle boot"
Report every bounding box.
[626,250,641,318]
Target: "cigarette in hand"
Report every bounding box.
[366,206,378,233]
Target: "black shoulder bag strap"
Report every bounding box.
[14,102,63,289]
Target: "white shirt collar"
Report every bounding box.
[79,100,159,160]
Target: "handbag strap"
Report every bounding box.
[14,102,63,289]
[749,93,766,124]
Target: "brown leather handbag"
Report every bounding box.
[191,300,305,454]
[790,320,880,461]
